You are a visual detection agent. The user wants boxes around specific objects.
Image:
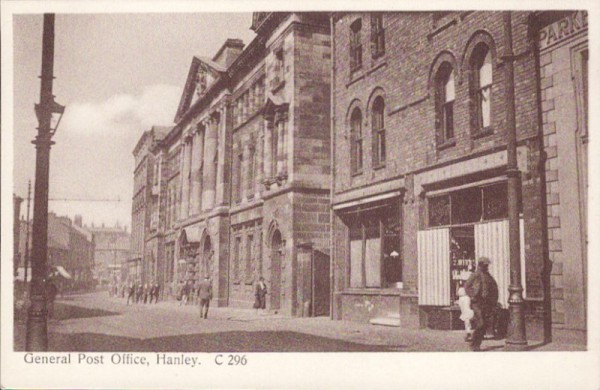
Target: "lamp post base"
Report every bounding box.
[25,295,48,351]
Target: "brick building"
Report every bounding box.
[137,12,332,315]
[331,12,548,329]
[532,11,588,333]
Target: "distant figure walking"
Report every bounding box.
[151,283,160,304]
[143,283,150,304]
[136,283,144,304]
[197,276,213,319]
[254,277,268,312]
[464,256,499,352]
[180,282,190,306]
[126,282,135,305]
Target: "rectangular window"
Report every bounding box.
[350,19,362,71]
[247,146,255,196]
[235,152,243,202]
[349,222,363,288]
[370,13,385,58]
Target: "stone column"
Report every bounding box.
[202,116,218,210]
[180,136,191,219]
[215,106,225,205]
[190,124,204,215]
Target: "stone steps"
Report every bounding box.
[369,313,401,327]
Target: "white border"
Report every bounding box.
[2,1,599,389]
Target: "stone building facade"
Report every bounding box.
[137,12,332,315]
[87,223,130,287]
[130,126,170,284]
[532,11,588,333]
[331,12,547,329]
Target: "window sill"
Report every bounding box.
[436,138,456,150]
[341,287,402,296]
[471,128,494,140]
[350,170,363,177]
[373,162,386,170]
[371,51,385,60]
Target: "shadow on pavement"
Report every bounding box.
[51,303,121,321]
[38,330,406,352]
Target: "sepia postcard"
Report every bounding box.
[1,0,599,388]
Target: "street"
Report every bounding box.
[14,291,585,352]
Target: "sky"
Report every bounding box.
[12,13,256,231]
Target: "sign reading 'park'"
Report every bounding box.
[539,11,588,50]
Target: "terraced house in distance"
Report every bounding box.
[136,12,332,316]
[330,11,564,332]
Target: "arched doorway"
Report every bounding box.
[270,229,283,310]
[202,235,212,279]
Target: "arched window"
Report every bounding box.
[350,108,363,174]
[435,62,455,144]
[372,96,386,166]
[471,44,493,132]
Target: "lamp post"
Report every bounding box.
[25,13,65,351]
[503,11,527,350]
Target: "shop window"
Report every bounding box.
[372,96,386,167]
[435,62,455,145]
[347,201,401,289]
[350,108,363,174]
[450,226,476,302]
[350,18,362,71]
[470,44,493,134]
[370,13,385,58]
[482,183,508,220]
[428,182,509,228]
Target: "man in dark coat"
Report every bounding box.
[136,283,144,304]
[464,256,499,351]
[254,277,267,311]
[126,282,136,305]
[197,276,213,319]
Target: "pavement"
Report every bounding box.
[13,291,586,352]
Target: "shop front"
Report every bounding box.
[417,180,526,329]
[334,195,405,324]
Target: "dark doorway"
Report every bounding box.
[270,230,282,310]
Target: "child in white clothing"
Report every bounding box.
[456,287,474,341]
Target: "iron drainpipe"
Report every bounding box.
[329,14,336,320]
[503,11,528,350]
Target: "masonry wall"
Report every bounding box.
[538,16,587,330]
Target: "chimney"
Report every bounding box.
[212,38,245,68]
[74,215,83,227]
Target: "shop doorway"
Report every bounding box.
[270,229,282,310]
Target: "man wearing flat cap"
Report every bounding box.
[464,256,499,351]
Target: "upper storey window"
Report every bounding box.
[350,108,363,174]
[435,63,455,145]
[350,19,363,72]
[471,44,493,133]
[372,97,386,167]
[370,13,385,58]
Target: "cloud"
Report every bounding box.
[60,84,181,136]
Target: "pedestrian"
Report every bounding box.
[151,282,160,304]
[46,278,59,319]
[126,282,135,305]
[197,276,213,319]
[254,276,268,312]
[143,283,150,304]
[136,283,144,304]
[464,256,499,352]
[180,282,190,306]
[456,286,474,341]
